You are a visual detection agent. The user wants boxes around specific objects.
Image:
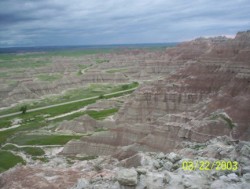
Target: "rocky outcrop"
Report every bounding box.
[1,137,250,189]
[116,32,250,140]
[0,70,129,107]
[56,115,99,133]
[61,31,250,159]
[116,168,138,186]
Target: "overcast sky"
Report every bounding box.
[0,0,249,47]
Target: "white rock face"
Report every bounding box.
[72,178,89,189]
[240,145,250,157]
[167,152,181,163]
[243,173,250,182]
[116,168,138,186]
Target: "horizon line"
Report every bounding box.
[0,42,180,49]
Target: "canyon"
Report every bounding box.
[0,31,249,189]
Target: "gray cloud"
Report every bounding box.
[0,0,249,47]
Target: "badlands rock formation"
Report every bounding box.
[56,115,100,133]
[0,71,129,107]
[62,31,250,159]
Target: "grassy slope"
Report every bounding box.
[87,108,118,120]
[0,150,25,173]
[2,144,45,156]
[37,73,62,82]
[9,135,82,145]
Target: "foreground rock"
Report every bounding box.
[116,168,138,186]
[1,136,250,189]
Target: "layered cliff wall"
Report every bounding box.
[62,31,250,158]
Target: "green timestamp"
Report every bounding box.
[182,160,238,171]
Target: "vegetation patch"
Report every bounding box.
[96,59,109,64]
[44,49,114,57]
[67,155,98,162]
[22,147,45,156]
[0,57,51,69]
[0,150,25,173]
[9,134,82,145]
[0,82,138,116]
[0,119,12,129]
[87,108,118,120]
[210,113,236,129]
[2,144,45,156]
[219,114,236,129]
[78,64,91,69]
[0,82,138,145]
[95,127,108,132]
[37,74,62,82]
[0,72,9,78]
[191,144,206,150]
[106,68,128,73]
[32,156,49,162]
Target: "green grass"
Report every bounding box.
[0,99,93,145]
[0,48,116,71]
[37,74,62,82]
[95,128,108,132]
[192,144,206,150]
[210,113,236,129]
[0,115,48,145]
[103,88,136,99]
[0,119,12,129]
[39,99,97,117]
[0,49,114,60]
[0,82,138,116]
[0,87,135,144]
[2,144,18,151]
[0,130,15,146]
[95,59,109,64]
[0,150,25,173]
[0,72,9,78]
[22,147,45,156]
[0,82,138,145]
[106,68,128,73]
[2,144,45,156]
[32,156,49,162]
[0,58,51,69]
[44,49,114,57]
[9,134,82,145]
[219,114,235,129]
[86,108,118,120]
[78,64,91,69]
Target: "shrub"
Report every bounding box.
[99,94,104,99]
[122,84,129,90]
[20,105,27,114]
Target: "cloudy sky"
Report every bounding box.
[0,0,249,47]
